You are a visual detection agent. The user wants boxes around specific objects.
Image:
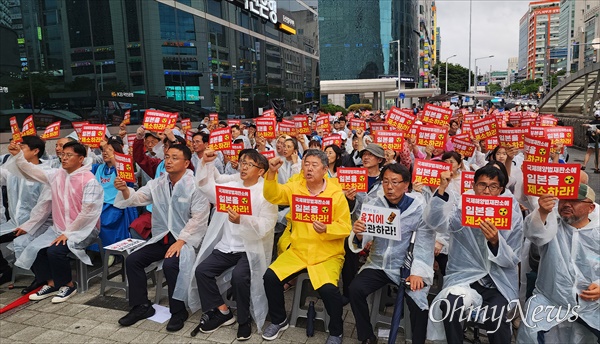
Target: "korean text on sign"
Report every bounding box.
[322,134,342,148]
[294,115,311,135]
[385,107,416,133]
[412,159,452,187]
[337,167,368,192]
[10,116,22,143]
[255,117,276,139]
[316,115,331,132]
[71,121,89,138]
[21,115,36,137]
[544,127,574,146]
[359,204,401,241]
[498,127,529,149]
[451,138,475,158]
[278,120,297,136]
[260,150,276,160]
[522,162,580,199]
[461,171,475,193]
[415,125,448,149]
[349,118,366,131]
[471,116,498,141]
[421,104,453,126]
[143,109,177,132]
[114,152,136,183]
[222,143,244,163]
[523,135,551,164]
[123,110,131,125]
[370,122,391,132]
[80,124,106,148]
[291,195,333,224]
[209,128,232,151]
[461,194,513,230]
[41,121,61,140]
[181,118,192,132]
[374,131,404,151]
[216,186,252,215]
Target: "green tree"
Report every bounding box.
[432,62,474,93]
[488,83,502,95]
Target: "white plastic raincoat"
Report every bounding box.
[114,169,209,304]
[516,204,599,344]
[188,161,277,331]
[423,188,523,341]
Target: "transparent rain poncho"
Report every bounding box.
[423,188,523,341]
[114,169,209,304]
[516,204,599,344]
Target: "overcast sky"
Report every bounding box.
[436,0,530,73]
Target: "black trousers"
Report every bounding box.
[348,268,428,344]
[263,268,344,337]
[31,242,73,287]
[341,239,359,298]
[440,282,511,344]
[0,232,16,273]
[126,233,185,315]
[195,249,251,324]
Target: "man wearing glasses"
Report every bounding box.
[9,141,103,303]
[424,163,523,344]
[189,149,277,341]
[113,144,209,332]
[517,184,599,343]
[347,163,434,344]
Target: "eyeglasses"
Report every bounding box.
[474,182,501,192]
[382,180,406,187]
[61,153,80,159]
[239,161,259,169]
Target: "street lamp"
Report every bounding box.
[390,40,401,107]
[444,54,457,94]
[474,55,494,92]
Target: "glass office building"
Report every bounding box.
[319,0,418,83]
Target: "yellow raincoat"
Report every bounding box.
[264,174,351,289]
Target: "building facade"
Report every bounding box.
[518,12,529,80]
[507,56,518,85]
[582,1,600,68]
[519,0,560,80]
[417,0,437,88]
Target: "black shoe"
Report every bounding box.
[118,303,156,326]
[237,321,252,341]
[199,308,235,333]
[166,310,189,332]
[21,280,45,295]
[362,335,378,344]
[341,295,350,306]
[0,267,12,285]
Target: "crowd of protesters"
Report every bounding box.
[0,104,598,344]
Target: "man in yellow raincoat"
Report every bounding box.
[261,149,351,344]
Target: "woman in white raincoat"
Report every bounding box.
[517,186,599,344]
[9,141,103,302]
[424,163,523,343]
[113,144,209,332]
[187,149,277,337]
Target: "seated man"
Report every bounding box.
[10,141,103,303]
[517,185,599,344]
[189,149,277,341]
[348,163,434,344]
[424,164,523,344]
[113,144,209,332]
[260,149,352,344]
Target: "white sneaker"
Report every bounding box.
[51,285,77,303]
[29,285,59,301]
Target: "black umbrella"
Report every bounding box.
[387,231,417,344]
[504,103,517,110]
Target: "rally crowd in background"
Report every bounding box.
[0,102,599,344]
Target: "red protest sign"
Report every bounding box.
[451,133,470,142]
[385,107,416,133]
[522,162,580,199]
[316,114,331,132]
[278,120,297,136]
[374,131,404,151]
[185,130,194,146]
[291,195,333,224]
[498,127,529,149]
[227,119,241,127]
[461,122,473,134]
[544,127,574,146]
[255,117,276,139]
[461,171,475,193]
[80,124,106,148]
[216,186,252,215]
[462,194,513,230]
[209,113,219,125]
[126,134,136,154]
[322,134,342,148]
[519,118,536,127]
[223,143,244,163]
[422,104,453,126]
[508,112,521,126]
[349,118,367,131]
[537,115,557,127]
[463,114,480,123]
[337,167,368,192]
[484,136,500,151]
[41,121,61,140]
[143,109,177,132]
[123,110,131,124]
[415,125,448,149]
[406,124,419,140]
[471,116,498,141]
[452,138,475,158]
[412,159,452,187]
[369,122,391,132]
[528,126,546,138]
[114,152,136,183]
[209,127,232,151]
[524,135,551,164]
[181,118,192,132]
[294,115,311,135]
[21,115,36,137]
[10,116,22,143]
[260,150,276,160]
[72,121,89,138]
[262,109,275,117]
